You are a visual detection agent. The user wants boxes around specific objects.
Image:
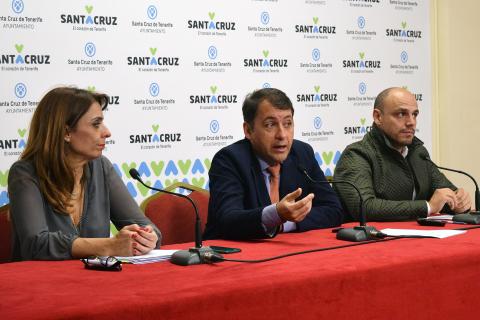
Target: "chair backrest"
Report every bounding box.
[140,182,209,245]
[0,204,12,263]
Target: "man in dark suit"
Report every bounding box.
[203,88,343,240]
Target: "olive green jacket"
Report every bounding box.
[333,124,456,222]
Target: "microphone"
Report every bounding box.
[420,155,480,224]
[129,168,222,265]
[297,165,385,242]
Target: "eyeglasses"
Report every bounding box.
[81,256,122,271]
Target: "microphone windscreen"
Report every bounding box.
[129,168,140,180]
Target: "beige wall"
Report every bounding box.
[433,0,480,208]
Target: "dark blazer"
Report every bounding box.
[203,139,343,240]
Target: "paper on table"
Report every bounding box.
[116,249,179,264]
[381,228,466,239]
[425,215,454,221]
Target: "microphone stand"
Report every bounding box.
[422,156,480,224]
[299,166,384,242]
[129,168,221,265]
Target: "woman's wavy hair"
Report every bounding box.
[21,87,109,213]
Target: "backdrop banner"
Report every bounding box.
[0,0,430,206]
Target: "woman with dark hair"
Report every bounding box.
[8,87,161,261]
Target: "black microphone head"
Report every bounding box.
[129,168,141,181]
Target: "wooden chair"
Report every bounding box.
[0,204,12,263]
[140,182,209,245]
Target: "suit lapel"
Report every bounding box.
[279,153,298,198]
[248,151,271,207]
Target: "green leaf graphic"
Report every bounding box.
[177,159,192,175]
[17,128,26,137]
[0,170,9,187]
[359,52,365,59]
[165,179,179,188]
[204,158,211,171]
[15,44,24,53]
[192,177,206,188]
[152,124,159,132]
[210,86,218,94]
[150,161,164,176]
[262,50,269,58]
[87,86,96,92]
[313,17,319,24]
[322,151,333,165]
[149,47,157,56]
[401,21,407,29]
[85,5,93,14]
[360,118,366,125]
[314,86,320,93]
[122,162,137,177]
[208,12,215,20]
[137,181,151,197]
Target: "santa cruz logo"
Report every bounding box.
[243,50,288,68]
[60,5,118,26]
[343,52,380,69]
[296,86,337,103]
[187,12,236,31]
[147,5,157,20]
[358,16,366,29]
[132,83,175,111]
[196,120,234,147]
[1,82,38,114]
[2,0,44,30]
[14,83,26,98]
[1,128,27,154]
[344,118,372,136]
[295,17,336,35]
[347,82,375,107]
[189,86,238,105]
[129,124,182,148]
[359,82,367,95]
[208,46,217,60]
[342,52,381,73]
[261,12,269,25]
[209,120,220,134]
[391,51,418,74]
[247,11,283,37]
[300,116,334,142]
[11,0,24,14]
[402,86,423,102]
[86,86,119,107]
[386,22,422,39]
[127,47,180,66]
[84,42,96,57]
[0,44,50,65]
[346,16,377,40]
[149,83,159,97]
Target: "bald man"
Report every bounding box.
[333,87,471,221]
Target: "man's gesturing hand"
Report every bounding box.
[276,188,314,223]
